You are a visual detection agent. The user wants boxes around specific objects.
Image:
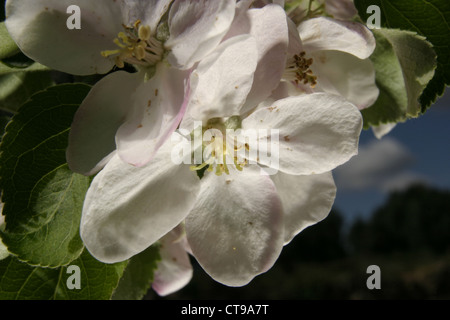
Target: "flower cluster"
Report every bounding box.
[5,0,378,295]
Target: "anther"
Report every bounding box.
[138,25,151,41]
[284,51,318,88]
[101,20,163,69]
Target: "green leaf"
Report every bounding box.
[0,70,54,113]
[361,28,437,128]
[0,60,50,75]
[0,84,92,267]
[0,249,127,300]
[0,115,10,138]
[112,245,161,300]
[0,22,19,59]
[354,0,450,110]
[0,256,60,299]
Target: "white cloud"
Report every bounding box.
[334,137,429,192]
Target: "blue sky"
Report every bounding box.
[333,87,450,226]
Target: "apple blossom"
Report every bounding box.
[280,16,379,110]
[5,0,237,174]
[80,27,363,286]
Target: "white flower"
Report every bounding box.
[279,16,379,110]
[6,0,237,174]
[6,0,236,75]
[79,17,363,285]
[152,225,193,297]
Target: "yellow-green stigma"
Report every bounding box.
[284,51,318,88]
[101,20,164,69]
[190,118,248,176]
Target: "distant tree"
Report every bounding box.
[349,184,450,255]
[280,209,347,268]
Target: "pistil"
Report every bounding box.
[189,118,249,177]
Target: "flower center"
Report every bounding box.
[283,51,317,88]
[189,117,249,177]
[101,20,164,69]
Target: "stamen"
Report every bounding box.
[134,44,146,60]
[101,49,120,58]
[190,118,252,178]
[190,161,211,172]
[101,20,164,69]
[283,51,318,88]
[133,19,141,29]
[138,25,151,41]
[115,56,125,69]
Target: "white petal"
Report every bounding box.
[325,0,358,20]
[121,0,172,32]
[188,35,258,121]
[0,207,8,260]
[81,137,200,263]
[5,0,124,75]
[67,71,143,176]
[166,0,236,69]
[152,226,193,297]
[311,50,379,110]
[372,123,397,139]
[116,65,190,167]
[185,166,284,287]
[298,17,376,59]
[270,171,336,244]
[0,240,8,261]
[287,16,303,55]
[242,93,363,175]
[225,4,289,111]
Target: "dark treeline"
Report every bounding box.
[349,185,450,255]
[150,184,450,300]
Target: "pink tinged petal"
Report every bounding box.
[185,166,284,287]
[0,211,4,228]
[242,93,363,175]
[67,71,143,176]
[166,0,236,69]
[270,171,336,245]
[152,227,193,297]
[325,0,358,20]
[298,17,376,60]
[226,4,289,112]
[188,35,258,121]
[80,138,201,264]
[311,50,379,110]
[287,16,303,55]
[116,65,190,167]
[5,0,124,75]
[121,0,172,32]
